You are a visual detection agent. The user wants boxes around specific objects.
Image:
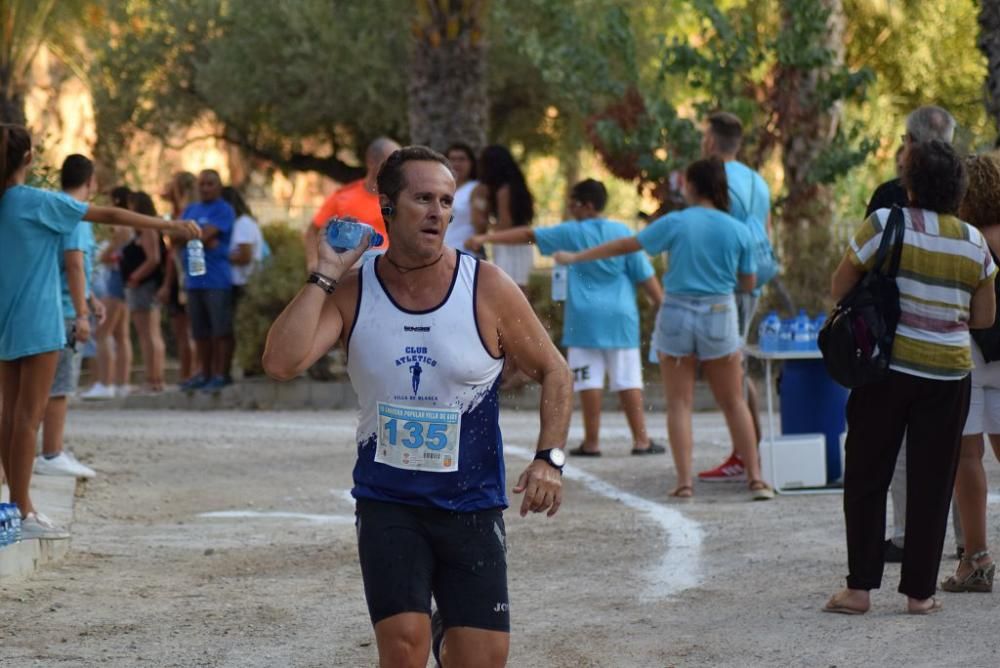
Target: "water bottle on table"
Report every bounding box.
[325,217,384,253]
[758,311,781,352]
[792,309,812,351]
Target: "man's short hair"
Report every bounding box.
[706,112,744,155]
[570,178,608,212]
[376,146,453,205]
[199,169,222,181]
[60,154,94,191]
[902,140,967,213]
[906,106,956,144]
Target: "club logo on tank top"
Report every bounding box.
[394,345,439,402]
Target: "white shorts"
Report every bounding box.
[963,341,1000,435]
[491,243,534,287]
[567,347,643,392]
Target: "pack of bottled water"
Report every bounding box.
[0,502,22,547]
[758,309,826,353]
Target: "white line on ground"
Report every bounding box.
[505,445,703,601]
[989,493,1000,505]
[198,510,354,524]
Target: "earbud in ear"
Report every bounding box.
[381,205,394,217]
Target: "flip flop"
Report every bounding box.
[822,597,868,615]
[569,444,602,457]
[669,485,694,498]
[631,440,667,455]
[907,597,943,615]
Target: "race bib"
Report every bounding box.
[375,402,461,473]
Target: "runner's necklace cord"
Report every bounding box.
[384,252,445,274]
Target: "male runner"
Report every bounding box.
[264,146,572,668]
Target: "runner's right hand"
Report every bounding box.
[315,228,370,280]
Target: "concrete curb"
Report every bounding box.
[0,476,77,582]
[71,377,738,412]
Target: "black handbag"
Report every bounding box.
[818,206,905,389]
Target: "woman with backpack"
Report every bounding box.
[824,141,996,616]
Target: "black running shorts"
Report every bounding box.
[355,499,510,633]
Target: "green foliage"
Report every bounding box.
[234,223,305,376]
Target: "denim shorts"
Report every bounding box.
[50,319,81,397]
[653,294,741,360]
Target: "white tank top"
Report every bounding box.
[346,252,507,511]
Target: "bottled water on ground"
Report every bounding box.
[758,311,782,352]
[187,239,207,277]
[551,265,568,302]
[325,218,384,253]
[0,504,9,547]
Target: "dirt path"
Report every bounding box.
[1,409,997,667]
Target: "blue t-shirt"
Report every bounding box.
[725,160,770,225]
[0,186,88,359]
[534,219,655,349]
[59,221,96,320]
[182,199,236,290]
[637,207,755,296]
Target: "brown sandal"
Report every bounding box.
[748,479,774,501]
[669,485,694,498]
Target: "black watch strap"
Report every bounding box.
[307,272,338,294]
[534,448,565,472]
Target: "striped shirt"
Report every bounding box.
[848,207,997,380]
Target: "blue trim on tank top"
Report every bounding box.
[472,257,505,361]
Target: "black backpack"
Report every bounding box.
[818,206,905,389]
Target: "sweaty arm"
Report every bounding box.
[969,277,997,330]
[830,254,865,302]
[480,265,572,517]
[552,236,642,266]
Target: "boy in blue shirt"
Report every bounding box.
[181,169,236,391]
[467,179,665,456]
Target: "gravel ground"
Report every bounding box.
[1,408,998,667]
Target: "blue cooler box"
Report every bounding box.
[779,359,849,483]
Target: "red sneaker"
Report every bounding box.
[697,453,746,482]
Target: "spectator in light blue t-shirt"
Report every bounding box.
[0,124,200,539]
[180,169,237,392]
[696,111,773,483]
[466,179,665,457]
[553,159,773,501]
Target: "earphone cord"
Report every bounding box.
[384,252,445,274]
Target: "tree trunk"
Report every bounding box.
[979,0,1000,134]
[0,66,26,125]
[408,0,489,152]
[773,0,846,312]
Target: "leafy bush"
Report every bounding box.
[234,223,306,376]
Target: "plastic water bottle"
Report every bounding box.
[758,312,782,352]
[779,319,794,351]
[792,309,812,351]
[0,504,9,547]
[187,239,206,277]
[551,264,568,302]
[325,217,384,253]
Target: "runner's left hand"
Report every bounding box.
[513,460,562,517]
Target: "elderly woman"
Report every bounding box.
[824,140,997,615]
[939,153,1000,593]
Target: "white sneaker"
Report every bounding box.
[80,383,114,400]
[20,511,70,540]
[64,451,98,478]
[34,453,96,479]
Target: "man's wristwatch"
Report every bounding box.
[534,448,566,473]
[307,271,338,294]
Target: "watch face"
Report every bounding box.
[549,448,566,468]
